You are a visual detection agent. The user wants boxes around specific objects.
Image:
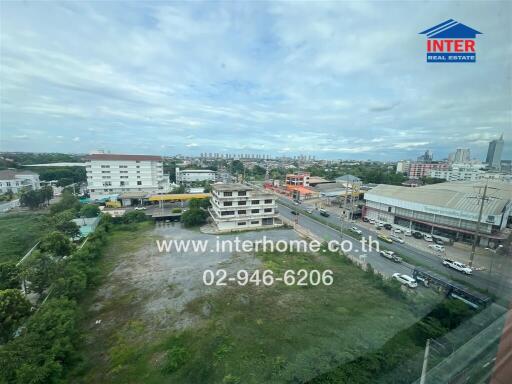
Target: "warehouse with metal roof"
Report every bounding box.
[363,181,512,246]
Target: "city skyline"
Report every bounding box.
[1,1,511,160]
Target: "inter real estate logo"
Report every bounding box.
[419,19,482,63]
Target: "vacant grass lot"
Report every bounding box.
[73,223,440,384]
[0,212,50,263]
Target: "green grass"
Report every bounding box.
[0,212,51,263]
[75,241,439,383]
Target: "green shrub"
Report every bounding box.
[162,345,188,374]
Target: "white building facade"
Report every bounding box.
[430,164,511,183]
[0,170,40,194]
[209,183,281,231]
[176,167,216,184]
[85,154,170,198]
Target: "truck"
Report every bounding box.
[442,259,472,275]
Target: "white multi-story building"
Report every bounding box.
[0,169,40,194]
[85,154,170,198]
[430,164,511,183]
[209,183,281,231]
[176,167,216,184]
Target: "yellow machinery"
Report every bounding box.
[105,200,121,208]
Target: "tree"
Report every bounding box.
[171,185,186,194]
[39,231,73,256]
[80,204,100,218]
[0,289,32,343]
[20,190,43,210]
[230,160,244,175]
[188,198,210,210]
[0,262,21,290]
[181,208,208,227]
[56,220,81,238]
[39,185,54,205]
[122,210,147,223]
[50,190,80,215]
[22,251,57,296]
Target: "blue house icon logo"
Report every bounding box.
[419,20,482,63]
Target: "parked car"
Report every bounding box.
[404,230,412,237]
[380,250,402,263]
[293,201,299,205]
[392,273,418,288]
[319,209,329,217]
[412,231,423,239]
[383,223,392,230]
[390,234,405,244]
[350,226,362,235]
[377,234,393,243]
[423,234,433,242]
[376,224,383,230]
[442,259,472,275]
[433,237,444,245]
[369,219,375,224]
[291,210,299,215]
[363,217,369,222]
[429,244,445,252]
[134,206,146,211]
[393,228,402,234]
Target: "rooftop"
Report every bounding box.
[365,181,512,216]
[0,169,38,180]
[85,153,163,162]
[212,183,254,192]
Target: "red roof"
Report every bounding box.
[84,154,163,162]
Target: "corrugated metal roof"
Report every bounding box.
[365,181,512,216]
[85,154,162,161]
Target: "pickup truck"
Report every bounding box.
[380,250,402,263]
[442,259,472,275]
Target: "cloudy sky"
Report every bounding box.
[0,1,510,161]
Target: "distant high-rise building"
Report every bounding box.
[485,134,504,169]
[453,148,471,163]
[417,150,433,163]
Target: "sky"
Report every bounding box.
[0,1,511,161]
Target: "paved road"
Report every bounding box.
[278,199,512,299]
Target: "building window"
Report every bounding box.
[251,209,259,213]
[238,191,247,196]
[252,200,260,204]
[120,176,129,179]
[221,211,234,216]
[224,192,232,197]
[237,221,246,226]
[119,165,128,168]
[103,182,111,187]
[102,176,111,179]
[238,210,246,215]
[238,201,246,206]
[136,161,140,163]
[223,202,233,207]
[251,220,259,224]
[102,171,110,173]
[101,165,110,168]
[264,208,272,213]
[137,181,142,185]
[120,171,128,173]
[264,199,272,204]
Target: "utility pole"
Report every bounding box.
[469,182,488,267]
[420,339,430,384]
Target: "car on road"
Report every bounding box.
[350,226,362,235]
[380,250,402,263]
[305,207,313,214]
[363,217,369,222]
[377,234,393,243]
[392,273,418,288]
[384,223,392,230]
[412,231,423,239]
[393,228,401,234]
[442,259,472,275]
[390,234,404,244]
[404,230,412,237]
[433,237,444,245]
[290,210,299,215]
[134,206,146,210]
[293,200,300,205]
[369,219,375,224]
[429,244,445,252]
[423,234,433,242]
[319,209,329,217]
